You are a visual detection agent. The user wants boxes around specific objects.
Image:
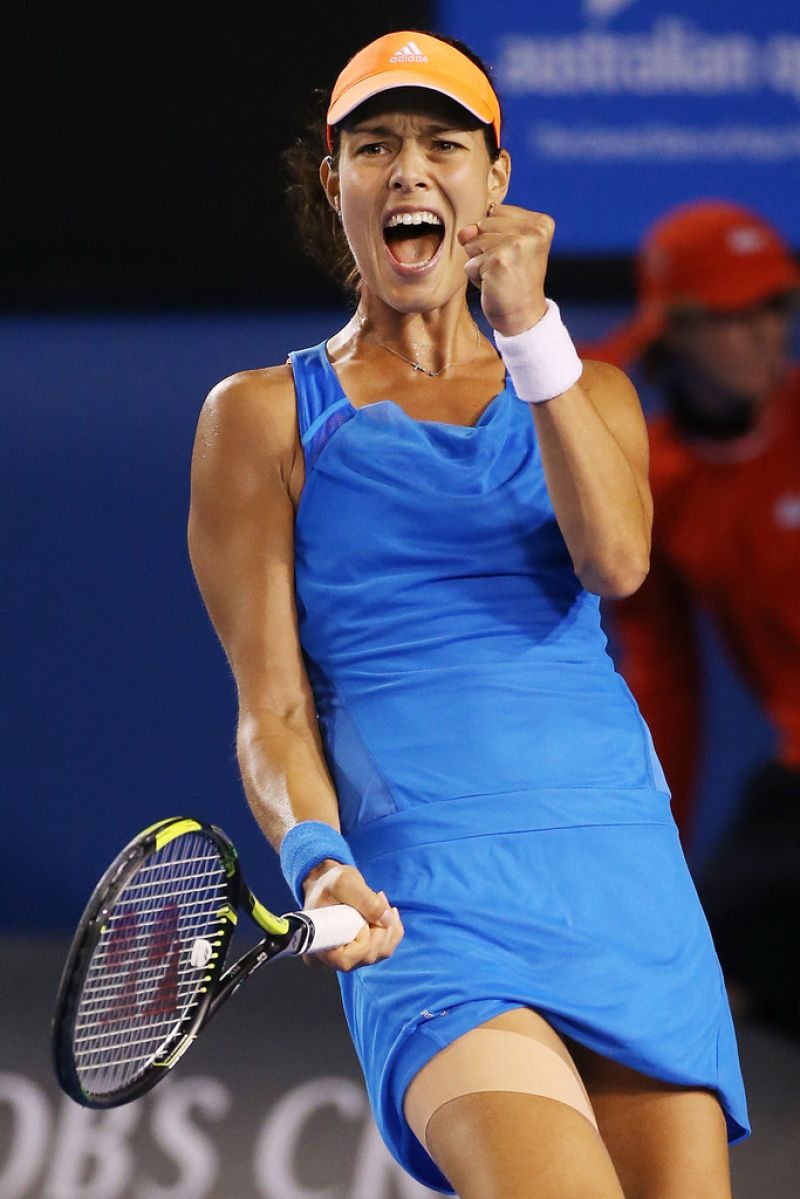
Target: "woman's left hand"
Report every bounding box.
[458,204,553,338]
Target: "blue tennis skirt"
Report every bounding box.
[337,792,750,1195]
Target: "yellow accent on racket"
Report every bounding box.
[250,897,291,937]
[154,818,203,850]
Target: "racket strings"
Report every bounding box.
[76,929,223,997]
[74,970,217,1021]
[136,852,222,873]
[74,830,229,1096]
[117,858,224,894]
[108,873,226,903]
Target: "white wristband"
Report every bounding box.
[494,299,583,404]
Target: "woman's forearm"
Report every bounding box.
[236,702,341,850]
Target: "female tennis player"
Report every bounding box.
[188,30,748,1199]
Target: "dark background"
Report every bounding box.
[6,1,631,311]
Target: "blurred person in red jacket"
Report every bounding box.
[584,199,800,1036]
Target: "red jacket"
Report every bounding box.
[612,368,800,838]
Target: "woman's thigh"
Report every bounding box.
[403,1007,625,1199]
[567,1037,733,1199]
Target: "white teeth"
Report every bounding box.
[386,211,443,228]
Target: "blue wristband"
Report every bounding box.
[279,821,357,906]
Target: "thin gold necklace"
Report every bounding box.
[363,324,482,378]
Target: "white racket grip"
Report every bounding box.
[299,904,367,953]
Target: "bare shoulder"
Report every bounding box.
[197,363,298,458]
[192,363,302,500]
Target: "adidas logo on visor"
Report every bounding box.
[390,40,428,63]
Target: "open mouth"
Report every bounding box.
[383,211,445,269]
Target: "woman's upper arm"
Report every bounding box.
[187,366,309,718]
[581,357,653,530]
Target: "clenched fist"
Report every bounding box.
[301,859,404,972]
[458,204,554,337]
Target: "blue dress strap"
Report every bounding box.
[288,342,354,472]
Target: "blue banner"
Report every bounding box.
[436,0,800,251]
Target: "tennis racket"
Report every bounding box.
[52,816,366,1109]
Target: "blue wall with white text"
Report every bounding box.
[438,0,800,252]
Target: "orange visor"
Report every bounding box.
[326,32,502,152]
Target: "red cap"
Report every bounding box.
[639,199,800,312]
[584,200,800,368]
[326,32,501,153]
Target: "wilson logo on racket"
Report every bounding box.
[97,901,187,1026]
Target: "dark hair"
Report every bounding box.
[282,32,503,297]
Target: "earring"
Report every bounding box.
[487,202,496,216]
[334,199,342,223]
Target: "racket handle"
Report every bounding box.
[296,904,367,953]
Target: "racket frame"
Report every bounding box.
[52,817,305,1108]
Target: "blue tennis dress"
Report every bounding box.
[289,340,749,1193]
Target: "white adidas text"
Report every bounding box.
[391,40,428,63]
